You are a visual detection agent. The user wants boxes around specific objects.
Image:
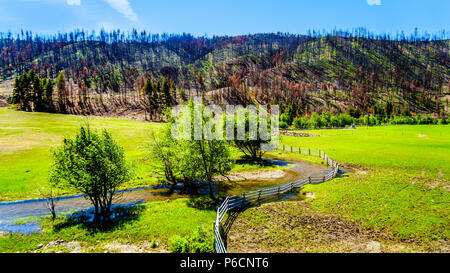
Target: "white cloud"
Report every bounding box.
[366,0,381,6]
[104,0,138,22]
[67,0,81,6]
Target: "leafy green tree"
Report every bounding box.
[293,117,310,129]
[310,112,323,128]
[150,100,233,198]
[232,111,272,161]
[285,104,297,125]
[186,136,232,199]
[50,125,134,225]
[147,125,188,191]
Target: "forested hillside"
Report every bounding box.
[1,29,449,119]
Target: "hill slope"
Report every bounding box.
[1,32,449,116]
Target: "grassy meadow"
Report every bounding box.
[0,108,164,201]
[0,198,217,253]
[267,125,450,245]
[0,108,449,252]
[0,108,288,201]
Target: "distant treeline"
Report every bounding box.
[282,111,449,130]
[1,29,448,118]
[9,69,180,119]
[9,69,55,112]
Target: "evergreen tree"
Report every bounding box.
[142,78,158,119]
[32,73,44,111]
[43,79,54,111]
[161,77,173,107]
[56,71,67,109]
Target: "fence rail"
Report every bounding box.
[214,145,340,253]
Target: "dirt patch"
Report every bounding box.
[339,163,368,175]
[103,241,167,253]
[36,240,83,253]
[227,202,448,253]
[411,175,448,190]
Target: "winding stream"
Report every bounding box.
[0,157,330,234]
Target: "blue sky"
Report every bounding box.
[0,0,448,37]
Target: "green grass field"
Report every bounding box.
[1,108,449,252]
[278,126,450,243]
[0,108,288,201]
[0,198,217,253]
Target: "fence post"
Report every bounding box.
[299,147,301,154]
[241,193,246,208]
[291,146,293,153]
[323,176,325,182]
[277,186,281,200]
[257,190,262,206]
[309,148,311,156]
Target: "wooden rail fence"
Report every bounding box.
[214,145,340,253]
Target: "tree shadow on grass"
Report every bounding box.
[186,196,220,211]
[52,202,146,233]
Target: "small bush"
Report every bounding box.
[169,227,214,253]
[169,236,189,253]
[187,196,217,210]
[150,240,158,248]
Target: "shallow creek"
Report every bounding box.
[0,157,330,234]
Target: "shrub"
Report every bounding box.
[330,116,341,128]
[279,121,289,129]
[169,236,189,253]
[310,112,323,128]
[293,117,309,129]
[280,113,289,124]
